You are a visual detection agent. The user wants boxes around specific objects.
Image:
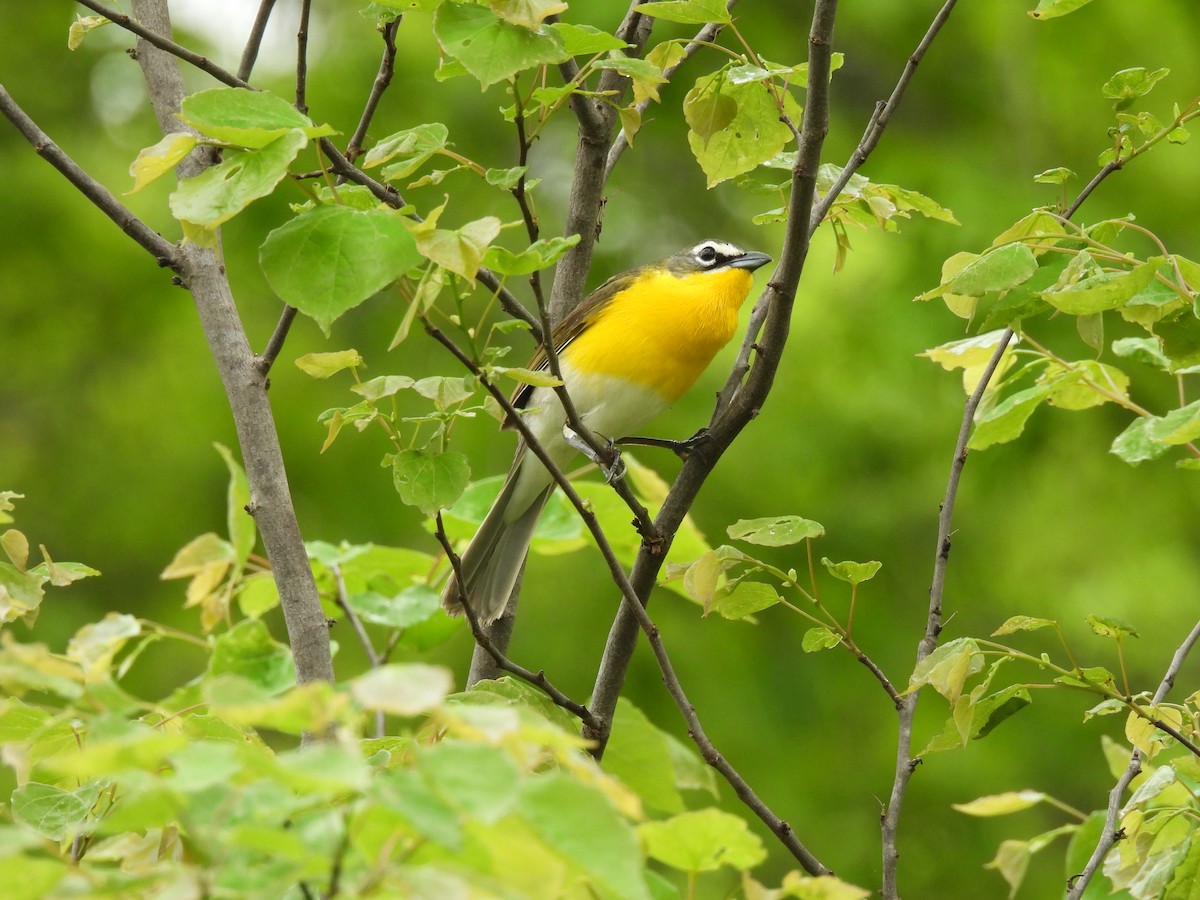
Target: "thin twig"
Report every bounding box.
[433,514,598,729]
[256,305,298,375]
[0,84,180,271]
[345,18,401,162]
[1067,617,1200,899]
[75,0,250,89]
[881,327,1013,900]
[238,0,279,82]
[809,0,959,231]
[295,0,313,114]
[331,562,385,738]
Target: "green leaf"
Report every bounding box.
[1086,615,1139,639]
[411,215,502,280]
[593,55,667,105]
[969,385,1052,450]
[802,626,842,652]
[65,612,140,679]
[179,87,335,148]
[351,374,416,400]
[947,243,1039,296]
[1111,416,1172,465]
[483,234,581,275]
[260,205,421,335]
[820,558,881,585]
[1053,665,1116,690]
[1033,166,1074,184]
[1028,0,1097,19]
[682,550,720,610]
[483,165,527,190]
[992,615,1058,635]
[433,2,568,89]
[10,782,91,841]
[908,637,984,704]
[488,0,568,29]
[392,449,471,517]
[68,14,109,51]
[214,442,255,567]
[365,123,449,176]
[294,349,364,379]
[635,0,732,25]
[602,698,684,814]
[519,772,651,900]
[1101,67,1170,110]
[685,69,799,187]
[1146,399,1200,446]
[237,573,279,618]
[1040,257,1163,315]
[370,768,462,849]
[348,584,441,628]
[548,21,628,55]
[170,129,308,230]
[727,515,824,546]
[351,663,453,716]
[953,790,1046,817]
[639,808,767,873]
[419,739,520,824]
[128,132,199,192]
[713,581,780,620]
[208,619,295,694]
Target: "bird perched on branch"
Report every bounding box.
[442,239,772,624]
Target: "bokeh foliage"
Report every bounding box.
[3,0,1200,896]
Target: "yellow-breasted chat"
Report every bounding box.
[442,239,773,623]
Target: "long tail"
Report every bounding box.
[441,454,554,625]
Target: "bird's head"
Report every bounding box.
[664,239,772,277]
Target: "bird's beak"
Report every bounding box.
[729,251,772,272]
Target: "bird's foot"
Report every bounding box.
[562,424,626,484]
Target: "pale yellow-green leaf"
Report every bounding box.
[294,349,364,379]
[953,790,1046,817]
[161,532,235,579]
[128,132,199,193]
[1,529,29,569]
[352,663,454,716]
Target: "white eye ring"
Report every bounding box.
[697,244,718,264]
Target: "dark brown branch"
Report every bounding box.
[295,0,313,114]
[75,0,250,89]
[238,0,279,81]
[256,305,298,376]
[0,85,180,271]
[345,18,401,163]
[433,514,598,729]
[586,0,840,759]
[1067,618,1200,899]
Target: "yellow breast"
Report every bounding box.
[562,267,754,403]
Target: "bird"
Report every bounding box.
[442,238,773,624]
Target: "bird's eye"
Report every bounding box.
[697,244,718,264]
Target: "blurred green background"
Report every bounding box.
[3,1,1200,895]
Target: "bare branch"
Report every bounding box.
[238,0,280,81]
[296,0,313,113]
[75,0,250,89]
[330,562,385,737]
[433,514,598,729]
[0,85,180,271]
[881,326,1012,899]
[256,306,299,376]
[1067,617,1200,899]
[345,18,401,163]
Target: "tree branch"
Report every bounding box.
[434,514,598,729]
[0,85,180,271]
[1067,617,1200,899]
[585,0,841,759]
[330,562,385,737]
[345,17,401,163]
[129,0,334,690]
[75,0,250,89]
[295,0,313,114]
[238,0,280,82]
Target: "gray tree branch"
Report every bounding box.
[129,0,334,688]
